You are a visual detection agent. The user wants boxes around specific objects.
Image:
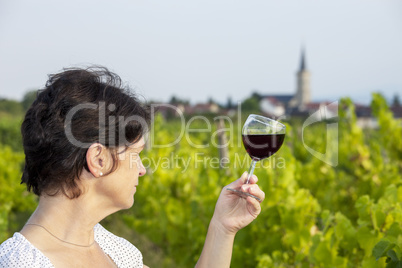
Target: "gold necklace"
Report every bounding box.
[26,223,96,248]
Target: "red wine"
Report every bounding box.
[242,134,285,160]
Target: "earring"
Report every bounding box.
[99,172,103,176]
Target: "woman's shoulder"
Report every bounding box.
[0,232,53,268]
[94,224,143,268]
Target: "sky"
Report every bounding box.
[0,0,401,105]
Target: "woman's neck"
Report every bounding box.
[24,192,112,246]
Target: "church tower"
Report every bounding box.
[293,47,311,109]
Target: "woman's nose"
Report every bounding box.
[138,159,146,177]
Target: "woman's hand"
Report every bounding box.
[196,172,264,268]
[211,172,265,235]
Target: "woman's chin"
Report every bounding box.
[114,190,136,210]
[125,196,135,209]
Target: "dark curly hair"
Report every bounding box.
[21,66,151,198]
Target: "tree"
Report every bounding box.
[251,91,262,101]
[392,93,400,107]
[241,95,261,114]
[169,95,189,105]
[226,96,233,109]
[0,99,24,116]
[169,95,179,104]
[22,90,38,111]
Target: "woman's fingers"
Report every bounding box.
[238,172,258,185]
[247,174,258,184]
[246,195,262,217]
[224,172,262,203]
[226,172,247,189]
[241,184,265,202]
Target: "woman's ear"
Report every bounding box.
[86,143,108,177]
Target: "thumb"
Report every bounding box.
[226,172,248,189]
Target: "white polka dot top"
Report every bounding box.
[0,224,143,268]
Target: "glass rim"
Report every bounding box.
[246,114,286,129]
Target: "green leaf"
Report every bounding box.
[313,241,333,264]
[388,250,399,262]
[357,226,379,257]
[384,185,398,204]
[373,240,396,260]
[335,212,357,251]
[356,195,372,223]
[386,260,402,268]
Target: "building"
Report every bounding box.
[290,47,311,109]
[259,48,402,127]
[260,47,312,117]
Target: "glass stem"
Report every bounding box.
[245,160,257,184]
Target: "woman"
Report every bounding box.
[0,67,265,267]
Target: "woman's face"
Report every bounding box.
[96,137,146,210]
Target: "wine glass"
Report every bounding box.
[227,114,286,201]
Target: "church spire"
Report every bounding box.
[300,46,307,71]
[293,45,311,109]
